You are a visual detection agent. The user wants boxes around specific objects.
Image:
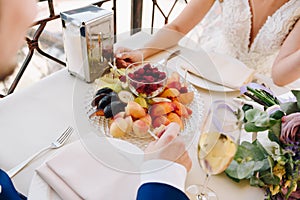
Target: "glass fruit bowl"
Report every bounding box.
[125,61,168,98]
[85,79,204,150]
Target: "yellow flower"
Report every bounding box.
[284,180,298,192]
[273,163,286,180]
[268,163,287,196]
[291,182,297,192]
[269,185,280,196]
[284,180,291,188]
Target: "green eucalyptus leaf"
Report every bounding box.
[250,176,266,187]
[242,104,254,114]
[260,156,273,171]
[254,112,270,127]
[260,171,280,185]
[225,160,239,179]
[245,109,272,128]
[225,173,241,183]
[237,161,256,179]
[252,160,265,171]
[280,102,298,115]
[263,141,281,159]
[253,140,269,157]
[268,119,277,127]
[236,141,266,160]
[268,118,281,127]
[292,90,300,109]
[225,160,256,180]
[244,122,268,132]
[285,155,294,175]
[245,109,264,122]
[234,144,254,161]
[268,121,281,142]
[269,110,285,120]
[226,141,273,182]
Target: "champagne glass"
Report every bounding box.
[186,100,243,200]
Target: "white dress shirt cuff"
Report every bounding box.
[140,159,187,192]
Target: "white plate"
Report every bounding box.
[28,173,61,200]
[28,138,143,200]
[176,52,245,92]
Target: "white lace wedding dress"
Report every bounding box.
[184,0,300,77]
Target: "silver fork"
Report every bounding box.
[8,126,73,178]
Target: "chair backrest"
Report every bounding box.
[151,0,188,33]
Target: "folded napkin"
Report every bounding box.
[36,139,141,200]
[178,47,254,89]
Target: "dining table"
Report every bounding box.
[0,31,272,200]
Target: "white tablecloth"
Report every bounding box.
[0,32,265,199]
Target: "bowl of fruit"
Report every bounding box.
[125,61,167,98]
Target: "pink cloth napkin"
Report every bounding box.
[36,140,141,200]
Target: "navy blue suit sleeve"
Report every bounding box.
[0,169,26,200]
[136,182,189,200]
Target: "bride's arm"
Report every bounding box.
[142,0,215,58]
[272,20,300,86]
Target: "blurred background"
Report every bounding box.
[0,0,188,95]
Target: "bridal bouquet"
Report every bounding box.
[225,83,300,200]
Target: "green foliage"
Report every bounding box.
[225,140,272,181]
[231,85,300,199]
[243,109,282,141]
[280,90,300,114]
[292,90,300,109]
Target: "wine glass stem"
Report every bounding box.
[197,174,211,200]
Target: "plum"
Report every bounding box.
[95,87,113,96]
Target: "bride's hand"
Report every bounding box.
[115,47,144,68]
